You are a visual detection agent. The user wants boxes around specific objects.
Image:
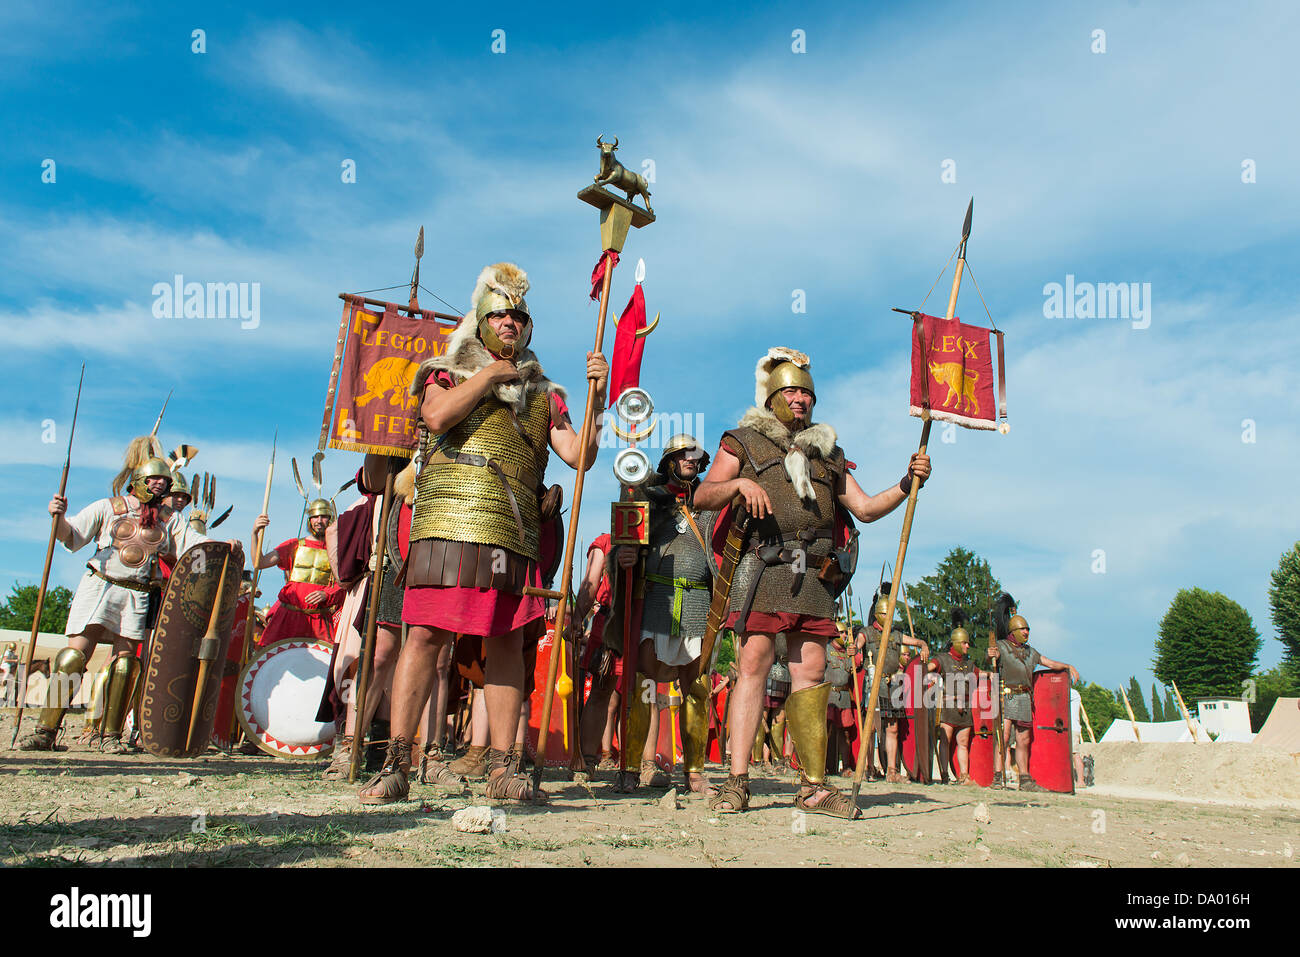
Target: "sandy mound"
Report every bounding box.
[1081,742,1300,808]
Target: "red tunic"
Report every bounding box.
[402,372,570,639]
[258,538,344,646]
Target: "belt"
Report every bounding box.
[735,527,834,633]
[644,572,709,637]
[87,564,159,593]
[282,602,334,615]
[425,447,536,546]
[1003,683,1031,695]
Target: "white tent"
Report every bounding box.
[1099,717,1209,743]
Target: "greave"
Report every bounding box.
[784,682,831,785]
[37,647,87,734]
[85,663,112,734]
[680,674,711,774]
[101,652,142,739]
[621,673,653,773]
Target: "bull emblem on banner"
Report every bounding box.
[594,136,654,215]
[928,361,980,416]
[355,357,419,411]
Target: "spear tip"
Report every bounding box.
[961,198,973,240]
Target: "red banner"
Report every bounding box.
[321,298,457,456]
[909,313,999,431]
[609,284,646,402]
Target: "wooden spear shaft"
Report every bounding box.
[10,364,83,748]
[851,201,971,803]
[1169,680,1199,742]
[533,262,615,789]
[1119,685,1142,742]
[348,463,397,782]
[232,438,276,745]
[1080,700,1097,743]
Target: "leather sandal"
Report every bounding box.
[18,726,57,751]
[99,733,130,755]
[595,750,619,772]
[357,736,412,805]
[322,736,353,780]
[639,759,671,788]
[708,773,750,813]
[419,743,469,793]
[795,774,861,820]
[485,747,547,804]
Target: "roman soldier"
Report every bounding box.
[251,491,344,647]
[19,457,240,753]
[825,622,858,777]
[694,347,931,817]
[357,261,608,805]
[858,583,929,783]
[599,433,718,795]
[927,608,976,784]
[988,608,1080,791]
[573,532,621,775]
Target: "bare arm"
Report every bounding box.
[549,351,608,470]
[420,361,521,435]
[1038,656,1080,684]
[324,522,341,581]
[573,548,606,621]
[836,453,932,523]
[693,445,773,518]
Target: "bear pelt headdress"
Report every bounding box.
[737,346,837,503]
[409,262,565,414]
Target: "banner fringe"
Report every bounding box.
[908,406,998,431]
[325,440,416,459]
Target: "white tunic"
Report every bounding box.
[63,497,208,641]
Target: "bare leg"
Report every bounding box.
[1016,727,1032,776]
[470,687,489,747]
[346,625,401,738]
[482,629,524,753]
[357,625,450,799]
[885,720,900,774]
[727,633,776,777]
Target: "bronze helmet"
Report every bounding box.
[1007,614,1030,642]
[305,499,336,522]
[472,262,532,359]
[765,361,816,425]
[657,433,709,481]
[129,458,173,503]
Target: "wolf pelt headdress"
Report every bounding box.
[409,262,563,415]
[738,347,836,503]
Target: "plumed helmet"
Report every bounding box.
[657,433,709,479]
[870,581,896,626]
[755,347,815,425]
[950,607,970,647]
[471,262,532,358]
[306,499,336,521]
[168,469,192,503]
[130,457,173,503]
[1007,614,1029,641]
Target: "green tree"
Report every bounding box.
[1268,543,1300,671]
[715,632,736,674]
[902,547,1002,666]
[1154,588,1261,700]
[1150,684,1164,722]
[1245,665,1300,732]
[1125,677,1150,721]
[0,582,73,633]
[1164,688,1178,721]
[1075,682,1121,740]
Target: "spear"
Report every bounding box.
[531,175,653,789]
[150,390,172,440]
[231,430,277,744]
[11,364,84,748]
[1119,685,1142,742]
[852,199,972,803]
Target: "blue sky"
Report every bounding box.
[2,0,1296,695]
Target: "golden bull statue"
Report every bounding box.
[928,361,979,416]
[355,356,419,411]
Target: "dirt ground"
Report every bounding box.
[2,715,1296,868]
